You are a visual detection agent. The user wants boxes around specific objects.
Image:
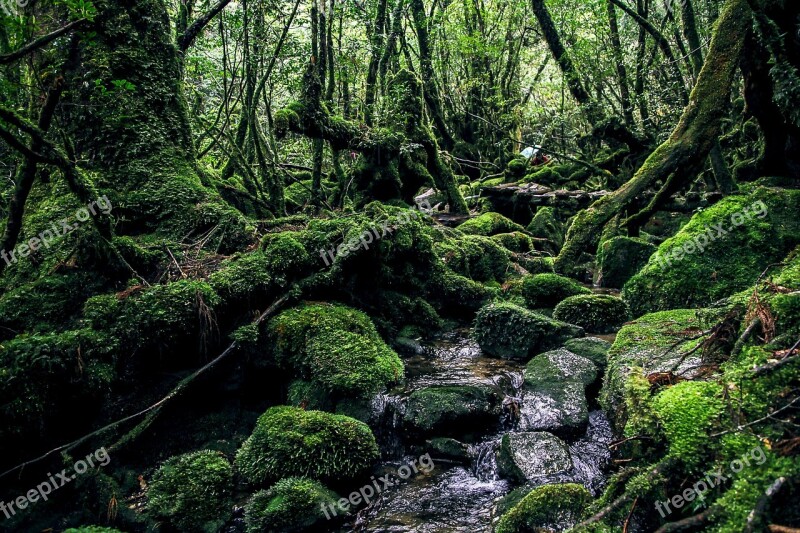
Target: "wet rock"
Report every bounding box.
[473,302,584,361]
[403,384,501,436]
[497,432,572,483]
[517,381,589,434]
[426,437,472,463]
[524,348,598,388]
[563,337,611,370]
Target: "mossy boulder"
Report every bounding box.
[596,236,656,288]
[492,232,535,253]
[235,406,379,486]
[524,348,598,388]
[426,437,472,463]
[563,337,612,369]
[553,294,630,333]
[506,157,530,179]
[495,483,591,533]
[473,302,584,360]
[435,234,512,282]
[266,303,404,399]
[147,450,233,533]
[622,187,800,317]
[600,308,723,432]
[518,381,589,434]
[526,207,565,255]
[403,384,501,436]
[521,273,591,309]
[457,212,526,236]
[243,477,340,533]
[497,432,573,483]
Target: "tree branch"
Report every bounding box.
[0,19,87,65]
[178,0,233,52]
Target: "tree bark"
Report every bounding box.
[555,0,752,276]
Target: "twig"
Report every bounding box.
[623,497,637,533]
[750,337,800,377]
[653,506,717,532]
[710,395,800,437]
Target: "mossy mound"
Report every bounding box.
[623,187,800,316]
[235,406,379,486]
[563,337,612,369]
[473,302,584,360]
[266,302,403,399]
[596,236,656,288]
[506,157,530,179]
[553,294,630,333]
[244,477,340,533]
[526,207,565,255]
[492,232,535,253]
[521,273,591,309]
[457,212,526,236]
[495,483,591,533]
[147,450,233,533]
[435,234,512,282]
[403,384,501,436]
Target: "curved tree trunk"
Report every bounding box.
[554,0,752,277]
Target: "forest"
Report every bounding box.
[0,0,798,531]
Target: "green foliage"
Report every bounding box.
[267,302,403,398]
[553,294,630,333]
[521,273,591,309]
[147,450,233,533]
[235,406,379,486]
[495,483,591,533]
[244,477,339,533]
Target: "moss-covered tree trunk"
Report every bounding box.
[554,0,751,277]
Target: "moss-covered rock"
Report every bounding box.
[497,432,573,483]
[243,477,339,533]
[623,187,800,316]
[426,437,472,463]
[495,483,591,533]
[524,348,598,388]
[553,294,630,333]
[266,303,403,399]
[235,406,379,486]
[435,234,512,282]
[147,450,233,533]
[526,206,565,255]
[457,212,526,236]
[492,232,535,253]
[473,302,584,360]
[521,273,591,309]
[596,236,656,288]
[403,384,501,436]
[563,337,612,369]
[506,157,530,179]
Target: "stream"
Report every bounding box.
[342,328,614,532]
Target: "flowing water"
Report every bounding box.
[343,328,613,532]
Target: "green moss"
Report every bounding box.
[235,406,379,486]
[596,236,656,288]
[435,234,512,282]
[147,450,233,532]
[526,207,565,255]
[623,188,800,316]
[506,157,529,178]
[457,212,526,236]
[492,232,535,253]
[473,302,584,360]
[495,483,591,533]
[521,273,591,309]
[244,477,339,533]
[63,528,125,533]
[209,251,274,303]
[651,381,725,469]
[563,337,611,368]
[553,294,630,333]
[404,385,500,435]
[267,303,403,399]
[525,348,598,388]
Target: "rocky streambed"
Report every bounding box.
[343,329,615,532]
